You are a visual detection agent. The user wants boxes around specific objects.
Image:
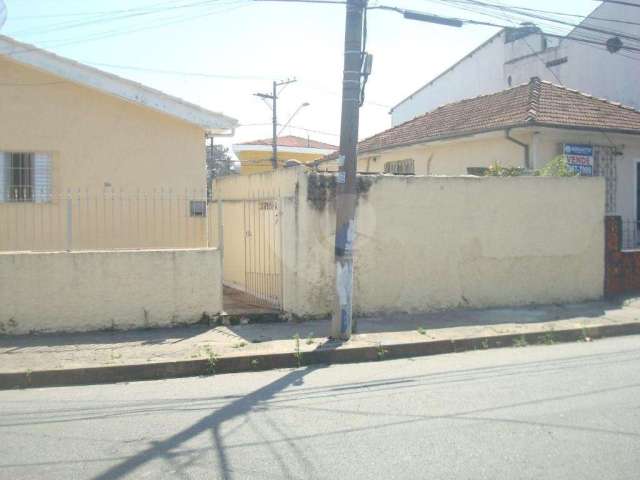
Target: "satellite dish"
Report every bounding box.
[0,0,6,31]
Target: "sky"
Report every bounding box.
[1,0,601,150]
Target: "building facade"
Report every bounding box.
[0,35,237,251]
[391,1,640,126]
[358,78,640,229]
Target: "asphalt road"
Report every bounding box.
[1,336,639,480]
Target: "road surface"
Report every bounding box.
[1,336,639,479]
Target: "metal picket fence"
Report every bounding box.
[0,188,216,252]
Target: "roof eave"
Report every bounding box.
[0,35,238,132]
[359,122,640,155]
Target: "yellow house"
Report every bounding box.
[0,35,237,251]
[354,78,640,223]
[233,135,336,175]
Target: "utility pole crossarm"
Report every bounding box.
[254,78,297,170]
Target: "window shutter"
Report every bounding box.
[0,152,7,203]
[33,152,52,203]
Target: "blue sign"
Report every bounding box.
[563,144,594,176]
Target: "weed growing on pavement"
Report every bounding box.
[293,334,303,367]
[203,345,217,375]
[306,333,315,345]
[481,339,490,349]
[232,341,247,349]
[540,330,555,345]
[251,359,259,368]
[513,335,528,348]
[580,326,592,342]
[417,327,427,335]
[377,343,388,361]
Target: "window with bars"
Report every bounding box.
[384,158,415,175]
[9,153,33,201]
[0,152,51,203]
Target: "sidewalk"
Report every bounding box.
[2,299,640,389]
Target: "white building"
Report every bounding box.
[391,1,640,126]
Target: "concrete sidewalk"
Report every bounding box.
[2,299,640,389]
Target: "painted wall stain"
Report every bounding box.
[306,172,377,211]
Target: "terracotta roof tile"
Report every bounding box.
[359,78,640,154]
[242,135,337,150]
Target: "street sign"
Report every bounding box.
[563,144,593,176]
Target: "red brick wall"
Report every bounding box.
[605,216,640,296]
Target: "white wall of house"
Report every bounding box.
[391,1,640,126]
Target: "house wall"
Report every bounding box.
[391,32,506,126]
[0,248,222,334]
[358,128,640,224]
[358,131,531,175]
[392,2,640,125]
[531,129,640,221]
[235,150,328,176]
[0,56,208,250]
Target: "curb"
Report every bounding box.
[2,321,640,390]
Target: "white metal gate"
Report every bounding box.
[242,196,283,308]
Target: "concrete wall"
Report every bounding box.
[358,128,640,223]
[240,169,605,317]
[0,55,209,251]
[392,2,640,125]
[0,248,222,334]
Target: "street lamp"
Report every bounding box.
[278,102,310,136]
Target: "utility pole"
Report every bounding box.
[254,78,296,170]
[331,0,367,340]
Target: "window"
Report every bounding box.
[384,159,415,175]
[190,200,206,217]
[0,152,51,203]
[9,153,33,201]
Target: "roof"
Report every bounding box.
[0,35,238,134]
[359,77,640,155]
[390,30,505,113]
[240,135,337,150]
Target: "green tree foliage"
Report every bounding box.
[538,155,578,177]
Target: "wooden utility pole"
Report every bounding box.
[254,78,297,170]
[331,0,366,340]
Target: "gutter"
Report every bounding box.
[505,128,530,169]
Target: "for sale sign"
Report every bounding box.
[563,144,593,176]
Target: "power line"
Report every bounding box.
[428,0,640,44]
[416,0,640,52]
[8,0,227,37]
[8,0,189,20]
[78,63,393,107]
[4,1,249,54]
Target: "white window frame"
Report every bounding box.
[0,151,52,203]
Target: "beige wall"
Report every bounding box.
[0,248,222,334]
[358,131,530,175]
[0,56,209,250]
[232,169,604,316]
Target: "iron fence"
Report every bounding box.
[621,219,640,251]
[0,189,217,252]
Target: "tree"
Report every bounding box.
[206,143,235,198]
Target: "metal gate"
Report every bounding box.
[242,195,283,308]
